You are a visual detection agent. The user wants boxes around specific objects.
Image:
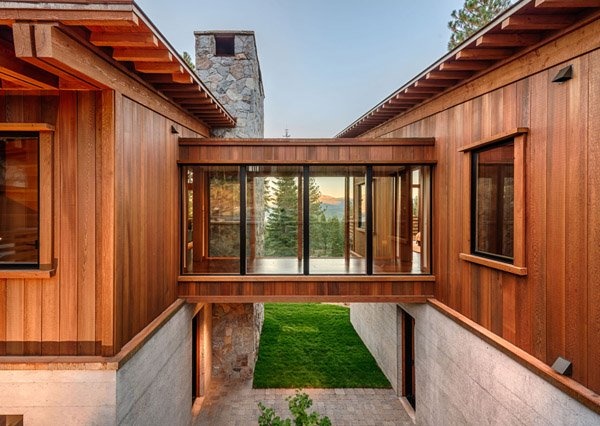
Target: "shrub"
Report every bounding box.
[258,390,331,426]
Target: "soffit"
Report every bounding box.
[0,0,235,128]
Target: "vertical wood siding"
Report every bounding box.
[0,92,205,356]
[361,48,600,393]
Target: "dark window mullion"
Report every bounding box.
[240,166,247,275]
[303,166,310,275]
[366,166,373,275]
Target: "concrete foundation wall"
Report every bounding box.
[0,302,198,426]
[350,303,398,392]
[351,303,600,425]
[0,370,116,425]
[116,303,194,425]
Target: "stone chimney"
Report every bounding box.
[194,31,264,138]
[194,30,265,381]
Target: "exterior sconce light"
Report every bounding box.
[552,65,573,83]
[551,356,572,376]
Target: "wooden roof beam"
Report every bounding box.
[535,0,600,8]
[0,43,59,90]
[426,70,473,80]
[501,15,575,30]
[476,33,543,47]
[455,48,514,60]
[440,60,493,70]
[415,79,457,87]
[12,22,101,90]
[404,86,444,94]
[0,10,139,27]
[90,32,158,47]
[145,73,193,84]
[112,48,172,62]
[134,62,183,74]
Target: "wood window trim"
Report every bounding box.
[460,128,527,276]
[0,123,55,279]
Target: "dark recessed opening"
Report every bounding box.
[215,35,235,56]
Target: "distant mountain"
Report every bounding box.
[319,195,345,219]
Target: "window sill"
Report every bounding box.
[459,253,527,276]
[0,268,56,279]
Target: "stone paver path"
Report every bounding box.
[193,379,412,425]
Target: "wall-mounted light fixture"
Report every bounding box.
[170,125,179,134]
[552,65,573,83]
[551,356,572,376]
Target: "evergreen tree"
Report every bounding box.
[447,0,512,50]
[308,178,327,256]
[264,177,299,256]
[182,51,195,70]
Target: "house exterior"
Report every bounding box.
[0,0,598,425]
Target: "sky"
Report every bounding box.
[136,0,466,138]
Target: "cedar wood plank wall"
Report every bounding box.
[0,91,206,356]
[359,41,600,392]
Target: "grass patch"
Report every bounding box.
[253,303,391,389]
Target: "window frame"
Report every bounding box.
[0,123,54,278]
[458,128,527,276]
[180,163,433,276]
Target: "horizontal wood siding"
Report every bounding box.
[179,142,436,165]
[359,45,600,393]
[178,280,434,303]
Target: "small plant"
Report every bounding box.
[258,390,332,426]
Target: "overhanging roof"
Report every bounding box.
[337,0,600,138]
[0,0,236,128]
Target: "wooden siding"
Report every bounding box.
[0,91,206,356]
[113,94,205,352]
[0,92,102,356]
[359,45,600,392]
[178,277,435,303]
[178,138,436,165]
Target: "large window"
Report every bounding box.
[471,141,514,261]
[0,133,39,268]
[182,164,431,275]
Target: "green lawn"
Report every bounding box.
[253,303,391,389]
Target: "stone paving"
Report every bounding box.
[193,379,413,426]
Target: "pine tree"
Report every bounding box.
[182,51,195,70]
[264,177,299,256]
[308,178,328,256]
[447,0,512,50]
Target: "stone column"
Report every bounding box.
[194,30,266,381]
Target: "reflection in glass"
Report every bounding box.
[0,135,39,267]
[372,166,431,274]
[182,165,240,274]
[309,166,366,274]
[246,165,303,274]
[473,142,514,260]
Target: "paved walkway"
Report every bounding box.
[193,379,413,425]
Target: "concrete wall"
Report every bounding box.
[351,303,600,425]
[0,302,198,426]
[116,303,194,425]
[350,303,398,392]
[0,370,115,425]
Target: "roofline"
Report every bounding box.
[0,0,236,127]
[336,0,598,138]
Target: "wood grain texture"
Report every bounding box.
[360,47,599,393]
[586,49,600,394]
[0,89,204,356]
